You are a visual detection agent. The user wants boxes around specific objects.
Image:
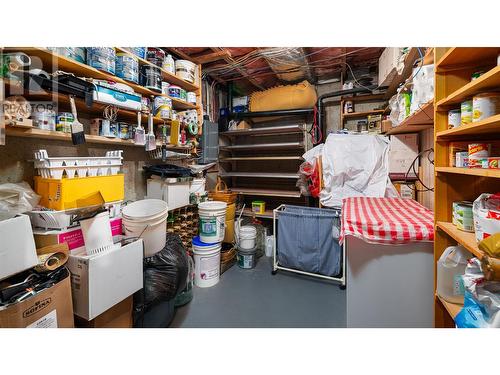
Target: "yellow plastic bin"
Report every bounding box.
[34,174,125,210]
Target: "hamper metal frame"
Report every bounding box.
[272,204,346,288]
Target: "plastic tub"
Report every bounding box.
[122,199,168,221]
[237,245,257,269]
[123,214,168,257]
[437,245,471,303]
[192,236,221,288]
[238,225,257,250]
[175,60,196,83]
[189,178,206,195]
[198,201,227,243]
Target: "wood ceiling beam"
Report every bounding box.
[195,50,232,64]
[211,47,265,91]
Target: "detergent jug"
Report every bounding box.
[437,245,471,304]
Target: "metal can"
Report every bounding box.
[118,122,129,139]
[187,92,197,104]
[448,109,461,129]
[460,100,473,125]
[153,96,172,114]
[115,52,139,83]
[161,81,170,95]
[168,85,182,98]
[56,112,74,133]
[146,47,165,67]
[472,92,500,122]
[179,88,187,101]
[488,157,500,169]
[87,47,116,75]
[33,108,56,131]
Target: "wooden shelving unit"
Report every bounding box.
[342,109,384,119]
[385,100,434,135]
[433,47,500,328]
[242,208,274,219]
[2,47,202,150]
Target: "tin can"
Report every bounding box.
[187,92,197,104]
[87,47,116,75]
[56,112,74,133]
[153,96,172,114]
[488,157,500,169]
[179,88,187,101]
[168,85,182,98]
[472,92,500,122]
[146,47,165,67]
[118,122,129,139]
[461,100,473,125]
[33,109,56,131]
[161,81,170,95]
[115,52,139,84]
[448,109,461,129]
[141,97,150,112]
[155,105,172,120]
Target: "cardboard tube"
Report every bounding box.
[35,243,70,272]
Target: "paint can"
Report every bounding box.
[472,92,500,122]
[179,88,187,101]
[86,47,116,75]
[48,47,86,63]
[447,109,461,129]
[187,92,197,104]
[237,245,257,269]
[192,236,221,288]
[118,122,129,139]
[56,112,74,133]
[115,52,139,83]
[161,81,170,95]
[460,100,473,125]
[32,108,56,131]
[146,47,165,67]
[141,97,150,112]
[198,201,227,243]
[175,60,196,83]
[162,54,175,74]
[140,65,162,92]
[155,105,172,120]
[153,96,172,113]
[125,47,146,60]
[168,85,182,98]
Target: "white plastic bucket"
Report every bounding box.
[122,199,169,257]
[198,201,227,243]
[175,60,196,83]
[237,245,257,269]
[192,236,221,288]
[437,245,470,303]
[80,212,114,255]
[239,225,257,250]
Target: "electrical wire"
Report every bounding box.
[404,147,434,192]
[308,105,322,145]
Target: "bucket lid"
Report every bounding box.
[192,236,219,247]
[198,201,227,210]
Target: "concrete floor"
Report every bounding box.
[170,257,346,328]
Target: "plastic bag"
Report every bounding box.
[455,258,500,328]
[473,193,500,243]
[0,182,40,220]
[133,233,189,327]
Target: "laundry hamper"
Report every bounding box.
[272,205,345,287]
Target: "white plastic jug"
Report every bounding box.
[437,245,471,304]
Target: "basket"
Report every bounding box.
[220,246,237,274]
[208,178,238,204]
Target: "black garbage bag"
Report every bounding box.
[133,233,189,328]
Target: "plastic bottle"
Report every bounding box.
[437,245,471,303]
[163,54,175,75]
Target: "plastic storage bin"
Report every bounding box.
[34,174,125,210]
[146,177,190,210]
[277,205,342,277]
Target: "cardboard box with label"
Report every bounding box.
[34,217,122,252]
[67,239,143,321]
[0,269,74,328]
[0,215,38,281]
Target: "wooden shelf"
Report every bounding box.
[436,167,500,178]
[242,208,274,219]
[219,156,303,162]
[342,109,384,119]
[5,125,191,150]
[220,124,305,136]
[115,47,200,92]
[436,114,500,138]
[3,47,197,111]
[436,47,500,69]
[230,187,302,198]
[220,172,299,179]
[436,221,484,259]
[436,295,463,320]
[220,142,304,151]
[436,65,500,108]
[385,100,434,135]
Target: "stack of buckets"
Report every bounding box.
[192,201,227,288]
[122,199,169,257]
[236,223,258,269]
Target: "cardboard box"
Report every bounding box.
[34,217,122,252]
[389,133,419,176]
[393,182,416,200]
[367,114,382,133]
[74,296,133,328]
[0,215,38,281]
[67,239,143,320]
[378,47,404,87]
[0,270,74,328]
[381,119,392,133]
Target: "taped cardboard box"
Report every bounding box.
[0,269,74,328]
[0,214,38,281]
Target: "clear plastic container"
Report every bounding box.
[437,245,471,303]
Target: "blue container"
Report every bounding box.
[87,47,116,75]
[116,53,139,83]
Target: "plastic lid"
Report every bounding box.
[192,236,219,247]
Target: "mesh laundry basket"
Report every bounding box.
[277,205,342,277]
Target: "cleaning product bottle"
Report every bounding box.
[163,54,175,75]
[437,245,471,303]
